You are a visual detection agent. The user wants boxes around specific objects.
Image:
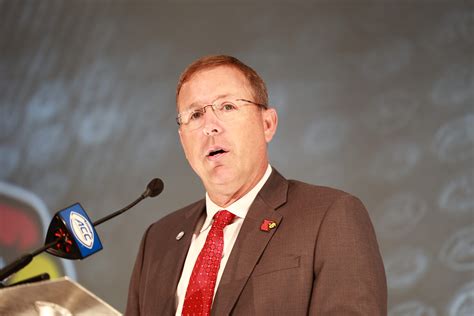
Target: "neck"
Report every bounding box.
[208,189,246,208]
[207,164,269,208]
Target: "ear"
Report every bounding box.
[261,108,278,143]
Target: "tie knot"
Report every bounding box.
[212,210,235,229]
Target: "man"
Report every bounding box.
[126,55,387,315]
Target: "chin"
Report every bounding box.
[206,169,237,186]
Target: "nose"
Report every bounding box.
[202,105,222,136]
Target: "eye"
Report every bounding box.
[189,110,204,121]
[220,102,238,112]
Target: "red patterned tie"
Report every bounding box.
[182,210,236,316]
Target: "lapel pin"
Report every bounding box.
[176,231,185,240]
[260,219,277,232]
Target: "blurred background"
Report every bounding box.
[0,0,472,314]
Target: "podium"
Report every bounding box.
[0,277,121,315]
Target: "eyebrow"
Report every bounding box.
[185,94,232,110]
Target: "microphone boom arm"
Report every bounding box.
[93,195,145,227]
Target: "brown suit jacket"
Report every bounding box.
[126,169,387,315]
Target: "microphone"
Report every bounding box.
[0,178,164,282]
[142,178,164,198]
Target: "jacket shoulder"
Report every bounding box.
[287,179,358,203]
[147,199,204,232]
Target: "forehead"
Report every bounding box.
[177,66,253,111]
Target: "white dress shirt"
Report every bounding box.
[175,164,272,315]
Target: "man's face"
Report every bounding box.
[177,66,277,203]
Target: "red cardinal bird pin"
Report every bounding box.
[260,219,278,232]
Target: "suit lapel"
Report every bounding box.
[153,200,205,315]
[212,169,288,315]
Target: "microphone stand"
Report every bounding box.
[0,238,63,283]
[0,178,163,284]
[0,273,50,288]
[0,196,144,283]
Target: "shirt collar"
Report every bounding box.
[201,164,273,233]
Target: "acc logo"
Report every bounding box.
[69,211,94,249]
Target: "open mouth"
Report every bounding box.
[207,148,227,157]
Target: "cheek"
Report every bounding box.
[237,124,267,154]
[180,134,196,160]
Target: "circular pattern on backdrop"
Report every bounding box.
[432,114,474,164]
[375,193,428,239]
[364,91,420,134]
[385,247,429,290]
[388,300,437,316]
[438,170,474,214]
[370,142,421,181]
[302,117,349,157]
[26,81,68,124]
[431,65,474,108]
[432,10,474,48]
[76,106,125,146]
[448,280,474,316]
[360,39,412,80]
[26,123,70,167]
[439,226,474,272]
[72,60,117,105]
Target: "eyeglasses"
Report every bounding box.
[176,98,267,131]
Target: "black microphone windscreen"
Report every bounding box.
[146,178,164,197]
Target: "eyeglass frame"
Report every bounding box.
[176,98,268,127]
